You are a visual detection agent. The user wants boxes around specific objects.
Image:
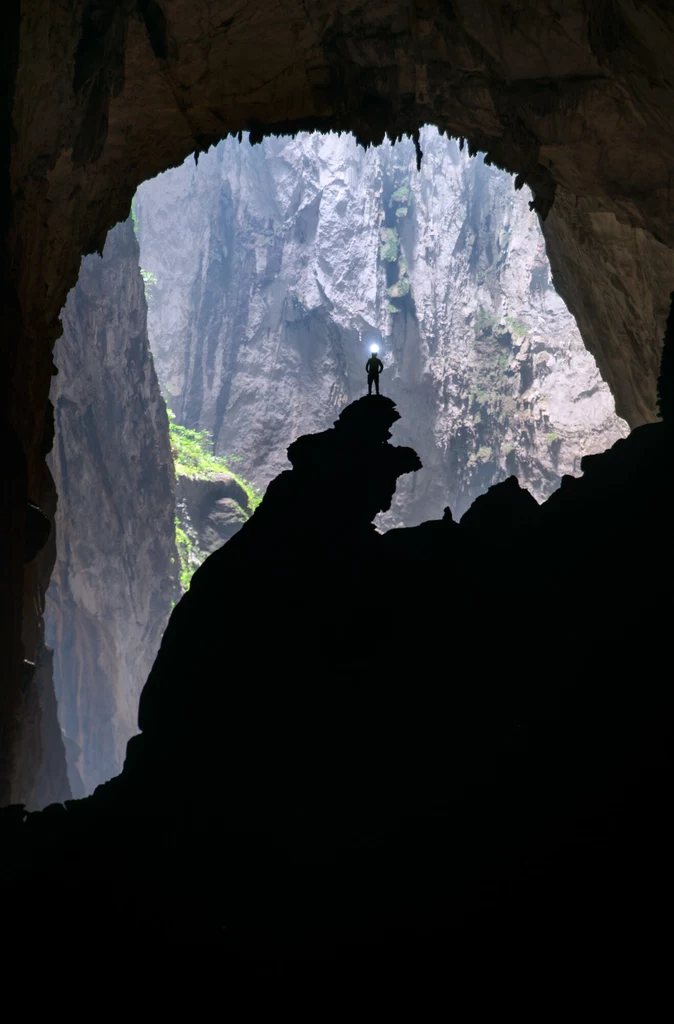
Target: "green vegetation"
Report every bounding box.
[379,227,400,262]
[395,206,408,218]
[505,315,527,338]
[174,514,204,591]
[546,431,561,445]
[468,306,526,424]
[387,275,410,299]
[168,411,262,590]
[140,268,158,306]
[131,200,139,239]
[464,311,530,472]
[390,181,410,205]
[468,445,494,468]
[474,308,527,343]
[168,410,261,511]
[386,301,400,314]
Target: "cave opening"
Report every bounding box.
[43,126,629,802]
[3,4,674,986]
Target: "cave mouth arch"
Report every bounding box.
[44,125,629,801]
[6,1,674,809]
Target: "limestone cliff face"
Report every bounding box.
[135,129,627,526]
[45,219,179,796]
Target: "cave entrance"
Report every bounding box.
[45,125,627,801]
[132,126,627,528]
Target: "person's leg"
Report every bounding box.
[375,374,380,395]
[368,373,373,395]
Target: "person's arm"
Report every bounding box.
[378,359,384,372]
[366,359,371,372]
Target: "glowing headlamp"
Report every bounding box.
[370,343,379,354]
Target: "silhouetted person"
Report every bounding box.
[366,351,384,395]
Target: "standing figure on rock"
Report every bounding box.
[366,344,384,396]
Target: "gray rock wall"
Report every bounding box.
[45,219,179,796]
[135,128,628,526]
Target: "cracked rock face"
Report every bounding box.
[136,128,627,526]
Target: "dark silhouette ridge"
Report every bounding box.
[1,392,671,997]
[459,473,539,534]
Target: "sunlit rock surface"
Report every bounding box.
[45,220,179,795]
[135,128,627,525]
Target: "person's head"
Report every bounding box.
[370,343,379,358]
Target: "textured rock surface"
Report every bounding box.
[45,219,179,796]
[5,0,674,801]
[177,474,251,560]
[136,129,627,525]
[544,188,674,427]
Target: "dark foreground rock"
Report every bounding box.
[1,392,671,999]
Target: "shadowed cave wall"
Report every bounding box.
[4,0,674,804]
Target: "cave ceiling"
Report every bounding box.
[9,0,674,453]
